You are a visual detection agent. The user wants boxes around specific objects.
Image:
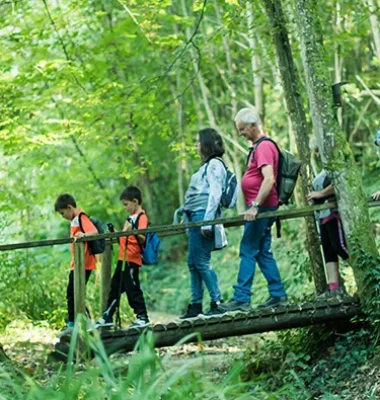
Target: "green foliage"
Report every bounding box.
[0,329,256,399]
[0,0,379,398]
[242,327,378,399]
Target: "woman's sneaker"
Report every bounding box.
[218,300,252,313]
[203,301,225,316]
[179,303,203,319]
[257,295,289,309]
[129,316,150,328]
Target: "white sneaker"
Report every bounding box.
[94,316,114,329]
[57,326,73,339]
[129,317,150,329]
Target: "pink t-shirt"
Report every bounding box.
[241,138,279,207]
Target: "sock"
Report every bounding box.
[329,282,340,291]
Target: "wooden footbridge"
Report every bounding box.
[0,201,377,359]
[52,296,362,360]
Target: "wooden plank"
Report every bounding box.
[100,301,362,355]
[100,241,112,314]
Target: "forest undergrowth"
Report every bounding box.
[0,211,379,399]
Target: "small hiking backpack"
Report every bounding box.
[204,157,239,209]
[249,137,301,205]
[78,213,106,255]
[132,213,161,265]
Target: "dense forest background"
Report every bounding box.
[0,0,379,398]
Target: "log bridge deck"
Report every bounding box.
[55,297,362,357]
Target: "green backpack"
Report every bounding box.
[249,137,301,205]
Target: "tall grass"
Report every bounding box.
[0,328,274,400]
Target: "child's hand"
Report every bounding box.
[73,232,85,242]
[306,191,322,202]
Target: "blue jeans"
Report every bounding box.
[233,206,286,303]
[187,210,222,304]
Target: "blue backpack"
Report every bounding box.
[132,213,161,265]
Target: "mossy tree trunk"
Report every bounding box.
[262,0,327,294]
[294,0,380,312]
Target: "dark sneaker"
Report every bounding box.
[93,313,114,329]
[257,295,289,309]
[203,301,225,316]
[129,316,150,329]
[218,300,251,313]
[179,303,203,319]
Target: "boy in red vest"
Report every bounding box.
[55,193,98,337]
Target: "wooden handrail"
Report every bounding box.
[0,200,379,252]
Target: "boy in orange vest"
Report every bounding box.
[95,186,150,328]
[55,193,98,336]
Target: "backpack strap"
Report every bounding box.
[248,137,283,239]
[202,157,227,178]
[250,137,281,161]
[249,136,282,186]
[131,212,145,253]
[78,212,88,233]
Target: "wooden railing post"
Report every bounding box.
[74,241,86,320]
[100,241,112,314]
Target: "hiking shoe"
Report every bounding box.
[129,316,150,329]
[218,300,251,313]
[93,314,114,329]
[57,322,74,339]
[317,288,346,302]
[331,287,348,299]
[257,295,289,310]
[179,303,203,319]
[203,301,226,316]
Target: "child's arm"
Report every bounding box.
[77,215,98,238]
[124,220,146,244]
[134,214,148,244]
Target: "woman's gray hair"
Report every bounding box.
[234,107,262,126]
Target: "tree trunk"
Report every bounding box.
[294,0,380,312]
[246,2,265,119]
[367,0,380,66]
[180,0,245,213]
[0,345,9,362]
[262,0,327,294]
[169,69,185,205]
[334,1,343,127]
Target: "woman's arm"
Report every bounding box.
[203,159,226,223]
